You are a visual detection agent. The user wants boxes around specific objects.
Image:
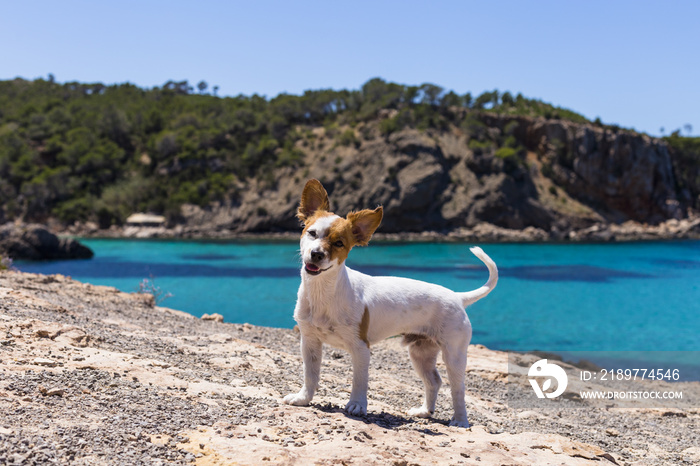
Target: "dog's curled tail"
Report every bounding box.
[459,247,498,308]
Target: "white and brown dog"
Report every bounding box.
[283,179,498,427]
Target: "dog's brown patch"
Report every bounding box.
[325,217,355,264]
[359,306,370,348]
[402,334,432,347]
[347,207,383,246]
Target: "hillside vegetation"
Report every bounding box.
[0,77,698,236]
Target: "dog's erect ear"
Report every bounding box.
[297,179,330,223]
[347,206,383,246]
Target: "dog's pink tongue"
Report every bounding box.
[306,263,319,272]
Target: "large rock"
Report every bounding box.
[0,224,94,260]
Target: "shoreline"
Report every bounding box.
[60,215,700,243]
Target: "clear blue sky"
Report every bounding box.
[1,0,698,136]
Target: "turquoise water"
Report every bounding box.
[14,240,700,374]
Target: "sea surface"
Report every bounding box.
[14,239,700,379]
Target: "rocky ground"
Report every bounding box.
[0,270,698,465]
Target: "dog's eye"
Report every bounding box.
[333,240,344,248]
[308,230,317,238]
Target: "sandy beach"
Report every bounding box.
[1,269,698,465]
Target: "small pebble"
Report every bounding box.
[46,388,66,397]
[32,358,57,367]
[486,423,503,434]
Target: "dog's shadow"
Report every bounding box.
[310,402,450,435]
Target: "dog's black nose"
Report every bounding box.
[311,250,325,262]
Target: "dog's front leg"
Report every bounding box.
[283,333,322,406]
[345,343,370,416]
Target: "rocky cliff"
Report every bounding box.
[116,113,698,241]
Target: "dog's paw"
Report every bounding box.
[344,400,367,416]
[283,392,311,406]
[448,417,470,428]
[407,406,433,418]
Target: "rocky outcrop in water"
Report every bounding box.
[0,223,94,260]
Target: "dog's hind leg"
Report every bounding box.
[441,339,470,427]
[406,336,442,418]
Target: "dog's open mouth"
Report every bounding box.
[305,263,328,275]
